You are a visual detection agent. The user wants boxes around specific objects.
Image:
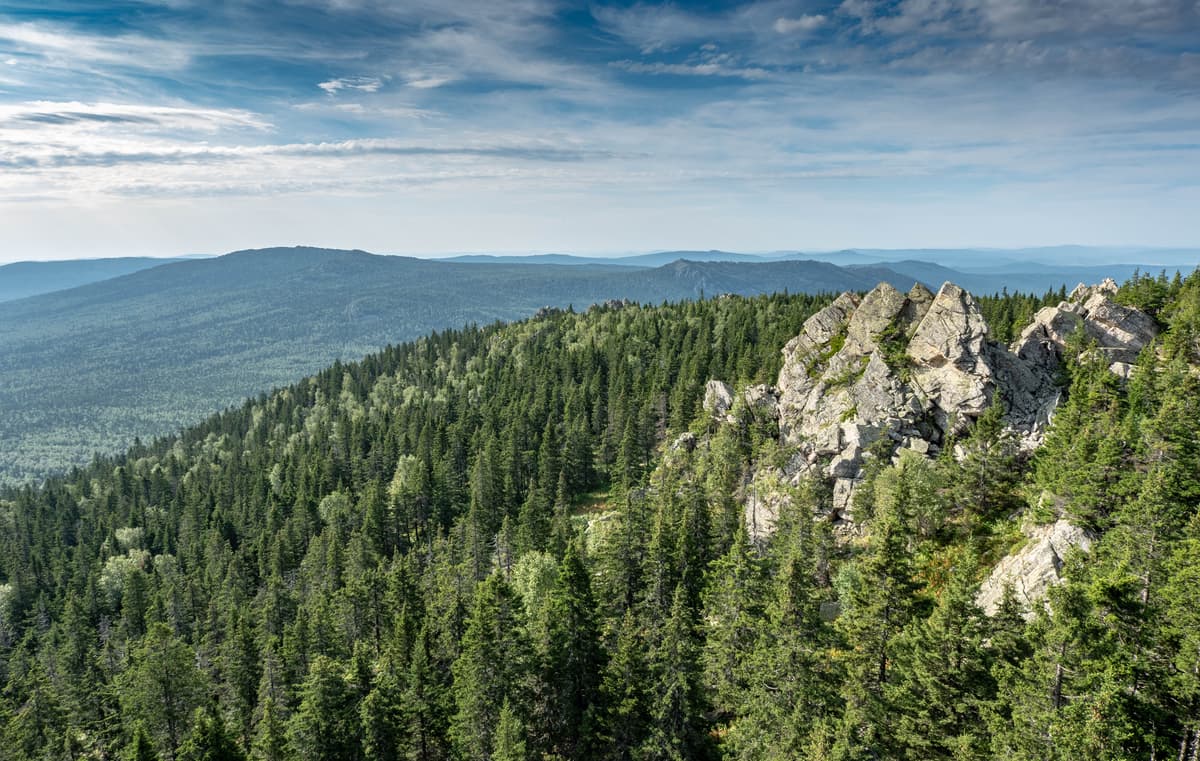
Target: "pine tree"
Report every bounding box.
[1165,514,1200,760]
[491,699,527,761]
[450,572,533,761]
[178,705,247,761]
[250,696,291,761]
[886,555,994,760]
[640,585,709,761]
[288,655,359,761]
[127,722,160,761]
[701,525,764,719]
[118,623,209,761]
[401,627,451,761]
[597,611,649,761]
[2,659,69,761]
[832,472,924,759]
[534,540,604,758]
[724,507,835,759]
[360,658,404,761]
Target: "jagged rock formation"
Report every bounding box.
[703,380,735,421]
[1014,277,1158,380]
[770,281,1060,524]
[727,279,1157,543]
[975,520,1093,617]
[705,380,780,424]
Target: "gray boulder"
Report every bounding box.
[907,283,994,432]
[1012,284,1157,376]
[703,380,735,420]
[976,520,1093,617]
[742,384,779,418]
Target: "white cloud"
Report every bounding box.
[406,75,453,89]
[611,59,770,80]
[592,4,726,53]
[611,45,771,80]
[318,76,383,94]
[292,100,440,119]
[0,21,191,70]
[773,15,826,34]
[0,101,272,132]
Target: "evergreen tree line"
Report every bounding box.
[0,274,1198,761]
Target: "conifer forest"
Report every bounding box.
[3,271,1200,761]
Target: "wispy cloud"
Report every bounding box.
[0,101,272,132]
[318,76,384,94]
[773,15,826,34]
[0,20,191,71]
[612,46,770,80]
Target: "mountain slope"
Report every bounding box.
[0,247,919,483]
[0,256,186,302]
[1,275,1197,760]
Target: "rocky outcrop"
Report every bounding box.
[976,520,1093,617]
[734,279,1155,536]
[742,384,779,417]
[1013,278,1158,379]
[703,380,735,420]
[769,281,1061,524]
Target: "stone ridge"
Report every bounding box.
[1013,277,1158,380]
[725,279,1157,540]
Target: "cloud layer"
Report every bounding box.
[0,1,1198,258]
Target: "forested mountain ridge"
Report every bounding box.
[3,245,1176,486]
[2,270,1199,760]
[0,247,921,485]
[0,257,188,303]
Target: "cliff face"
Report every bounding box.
[728,279,1157,611]
[767,280,1068,525]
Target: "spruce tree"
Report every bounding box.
[886,555,994,760]
[118,623,209,761]
[640,585,709,761]
[178,705,247,761]
[491,699,527,761]
[450,572,532,761]
[287,655,359,761]
[535,540,604,758]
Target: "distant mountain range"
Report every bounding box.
[1,245,1193,483]
[4,246,1196,305]
[0,256,187,302]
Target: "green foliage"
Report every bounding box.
[451,572,533,761]
[118,623,209,761]
[288,655,360,761]
[873,319,913,380]
[0,250,844,485]
[178,706,247,761]
[976,286,1066,344]
[0,284,1199,761]
[126,723,160,761]
[1115,268,1179,321]
[491,700,526,761]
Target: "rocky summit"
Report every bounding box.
[715,279,1158,609]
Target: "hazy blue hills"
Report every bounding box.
[4,244,1189,484]
[0,256,186,302]
[440,247,1197,291]
[0,247,921,483]
[442,250,770,267]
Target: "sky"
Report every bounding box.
[0,0,1198,262]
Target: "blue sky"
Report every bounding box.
[0,0,1197,261]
